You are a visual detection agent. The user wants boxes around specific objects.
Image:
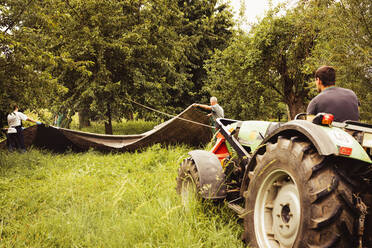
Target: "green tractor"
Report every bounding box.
[176,113,372,247]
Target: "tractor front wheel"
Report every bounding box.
[176,158,201,203]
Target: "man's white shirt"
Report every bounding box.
[7,111,28,133]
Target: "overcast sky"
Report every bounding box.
[230,0,298,30]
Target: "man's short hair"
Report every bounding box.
[210,96,218,103]
[315,66,336,86]
[12,104,18,111]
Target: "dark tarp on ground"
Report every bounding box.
[0,105,212,153]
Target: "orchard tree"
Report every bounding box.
[0,0,62,127]
[54,0,234,132]
[174,0,235,109]
[206,4,318,120]
[247,7,318,119]
[1,0,234,133]
[304,0,372,121]
[205,35,285,120]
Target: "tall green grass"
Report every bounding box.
[68,114,161,135]
[0,145,245,248]
[76,119,160,135]
[70,119,160,135]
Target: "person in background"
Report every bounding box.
[193,96,224,128]
[54,112,64,127]
[307,65,359,122]
[7,104,42,152]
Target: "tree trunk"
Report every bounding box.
[286,96,306,120]
[126,111,134,120]
[105,103,113,135]
[279,59,307,120]
[0,110,7,129]
[78,111,91,129]
[104,122,112,135]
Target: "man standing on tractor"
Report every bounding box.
[193,96,224,127]
[307,65,359,122]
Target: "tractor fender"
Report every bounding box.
[188,150,227,199]
[264,120,339,156]
[241,120,371,198]
[240,120,339,198]
[270,120,371,163]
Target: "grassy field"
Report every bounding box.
[0,142,245,247]
[70,119,160,135]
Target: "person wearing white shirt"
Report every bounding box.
[193,96,224,136]
[193,96,224,123]
[7,104,41,152]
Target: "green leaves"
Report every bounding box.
[300,0,372,121]
[6,0,370,127]
[206,0,371,121]
[0,0,234,129]
[206,4,318,120]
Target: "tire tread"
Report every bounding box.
[244,137,360,248]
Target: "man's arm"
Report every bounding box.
[26,117,40,124]
[193,103,212,111]
[17,112,42,124]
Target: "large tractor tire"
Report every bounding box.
[244,136,359,248]
[176,158,201,201]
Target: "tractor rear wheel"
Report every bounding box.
[176,158,201,202]
[244,136,359,247]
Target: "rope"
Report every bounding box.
[126,98,214,129]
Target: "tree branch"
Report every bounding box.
[62,0,83,21]
[339,0,371,41]
[3,0,34,34]
[0,63,11,68]
[266,81,284,97]
[356,4,372,40]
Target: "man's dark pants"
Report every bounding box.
[14,126,26,151]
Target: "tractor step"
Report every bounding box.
[227,203,247,218]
